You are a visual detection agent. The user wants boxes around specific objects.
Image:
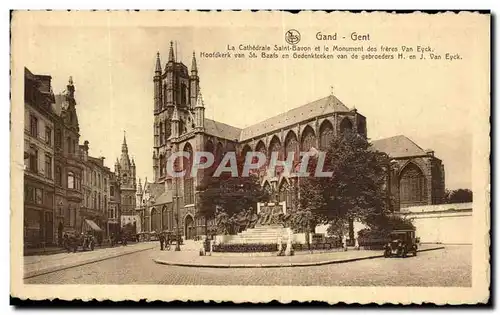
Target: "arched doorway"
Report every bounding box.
[58,222,63,246]
[399,163,426,207]
[184,214,195,240]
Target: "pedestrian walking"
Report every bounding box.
[159,232,165,250]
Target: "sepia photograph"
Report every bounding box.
[10,10,490,304]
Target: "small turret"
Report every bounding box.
[168,41,174,63]
[189,51,200,108]
[171,106,180,138]
[194,90,205,128]
[114,158,120,175]
[191,51,197,75]
[155,51,162,74]
[67,76,75,99]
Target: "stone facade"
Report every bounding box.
[114,135,138,228]
[108,172,121,237]
[79,144,112,239]
[146,43,445,240]
[24,68,119,248]
[24,68,57,247]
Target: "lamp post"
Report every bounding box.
[173,175,181,251]
[388,159,398,213]
[173,197,181,251]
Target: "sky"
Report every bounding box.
[15,11,490,190]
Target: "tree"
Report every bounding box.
[197,152,270,236]
[444,188,473,204]
[299,131,389,237]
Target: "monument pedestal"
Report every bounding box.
[224,225,291,244]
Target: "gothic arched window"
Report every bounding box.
[215,142,224,169]
[183,143,194,205]
[340,118,353,135]
[319,120,334,150]
[301,126,316,152]
[278,180,293,208]
[268,136,282,160]
[255,141,267,175]
[399,163,426,206]
[284,131,299,166]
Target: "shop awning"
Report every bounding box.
[85,219,103,232]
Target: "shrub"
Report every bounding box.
[357,228,388,249]
[366,214,415,232]
[212,243,279,253]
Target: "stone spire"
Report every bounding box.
[137,178,143,194]
[194,89,205,128]
[155,51,162,73]
[195,89,204,108]
[168,41,174,63]
[120,131,131,170]
[122,131,128,153]
[191,51,197,74]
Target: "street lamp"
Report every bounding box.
[173,175,182,251]
[173,197,181,251]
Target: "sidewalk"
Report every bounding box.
[153,244,444,268]
[24,242,115,256]
[23,242,158,279]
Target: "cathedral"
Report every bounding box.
[139,42,446,240]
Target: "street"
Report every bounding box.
[25,245,471,287]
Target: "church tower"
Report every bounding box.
[152,42,200,183]
[117,132,137,217]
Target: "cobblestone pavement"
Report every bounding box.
[26,245,471,286]
[23,242,157,278]
[154,244,443,267]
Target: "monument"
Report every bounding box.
[220,200,293,246]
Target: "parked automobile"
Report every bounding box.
[383,229,418,258]
[63,232,95,253]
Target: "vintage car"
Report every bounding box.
[383,229,418,258]
[63,232,95,253]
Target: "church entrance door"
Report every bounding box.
[184,215,195,240]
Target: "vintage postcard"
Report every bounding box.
[10,11,490,304]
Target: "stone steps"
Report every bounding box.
[223,225,292,244]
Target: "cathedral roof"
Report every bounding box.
[371,135,427,158]
[204,118,242,141]
[239,94,350,141]
[202,94,350,142]
[154,190,173,205]
[145,182,165,199]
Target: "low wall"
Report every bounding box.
[400,203,473,244]
[215,232,313,244]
